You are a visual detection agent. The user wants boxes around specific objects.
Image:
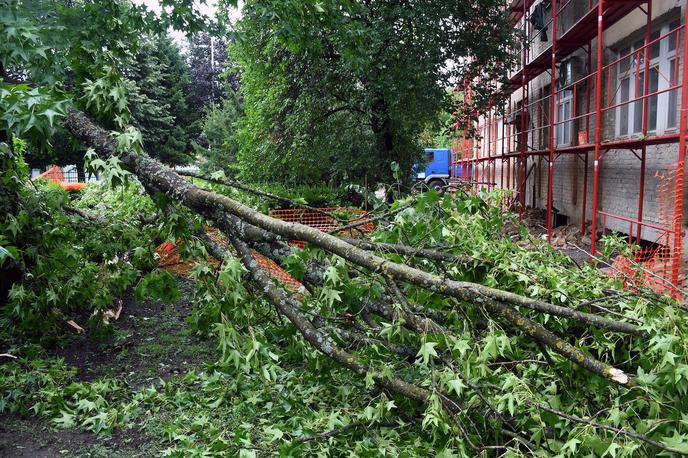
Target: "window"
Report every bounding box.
[557,89,573,146]
[541,85,551,149]
[667,19,680,129]
[616,21,680,137]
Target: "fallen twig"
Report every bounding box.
[537,404,688,456]
[180,170,345,222]
[290,421,397,445]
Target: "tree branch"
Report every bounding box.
[537,404,688,456]
[179,170,347,222]
[62,108,634,385]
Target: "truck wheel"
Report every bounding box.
[411,181,427,194]
[427,179,446,194]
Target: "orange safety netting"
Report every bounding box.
[251,251,307,296]
[155,227,307,296]
[610,162,685,299]
[36,165,86,192]
[269,207,373,248]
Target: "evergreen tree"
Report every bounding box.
[187,32,234,113]
[195,88,244,175]
[126,35,195,165]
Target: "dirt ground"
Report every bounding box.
[0,278,217,457]
[51,278,213,387]
[519,208,599,266]
[0,414,151,458]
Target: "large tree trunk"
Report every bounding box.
[60,109,683,454]
[64,108,635,386]
[371,98,396,183]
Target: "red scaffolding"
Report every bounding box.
[453,0,688,297]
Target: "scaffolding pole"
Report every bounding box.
[672,2,688,290]
[519,3,529,220]
[547,0,558,240]
[635,0,652,245]
[589,0,605,257]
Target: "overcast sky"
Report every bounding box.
[132,0,242,47]
[135,0,218,17]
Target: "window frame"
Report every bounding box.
[615,21,681,138]
[556,89,573,146]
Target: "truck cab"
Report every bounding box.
[414,148,451,192]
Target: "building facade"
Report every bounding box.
[454,0,687,293]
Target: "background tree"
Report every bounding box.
[188,32,233,113]
[231,0,516,186]
[126,35,196,166]
[195,88,244,175]
[0,0,208,168]
[419,110,454,150]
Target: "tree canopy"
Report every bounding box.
[231,0,515,185]
[125,35,197,166]
[0,0,208,166]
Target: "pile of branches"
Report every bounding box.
[64,109,688,456]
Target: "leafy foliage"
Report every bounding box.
[195,89,244,175]
[0,133,163,341]
[190,175,362,213]
[4,190,688,456]
[1,358,137,434]
[125,35,198,166]
[230,190,688,457]
[231,0,516,185]
[1,0,209,162]
[3,1,688,456]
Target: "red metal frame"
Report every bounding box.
[453,0,688,297]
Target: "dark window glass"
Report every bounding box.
[619,46,630,74]
[650,30,660,59]
[668,20,680,52]
[633,72,644,133]
[619,78,629,136]
[668,59,678,128]
[648,66,658,131]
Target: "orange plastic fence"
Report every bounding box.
[155,227,307,296]
[251,251,307,296]
[39,165,64,182]
[36,165,86,192]
[610,163,685,299]
[269,207,373,248]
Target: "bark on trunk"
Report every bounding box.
[63,108,633,385]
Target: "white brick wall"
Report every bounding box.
[479,0,687,254]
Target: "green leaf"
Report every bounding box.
[446,378,466,396]
[561,437,581,456]
[135,270,180,303]
[53,411,76,429]
[210,170,226,180]
[323,266,340,285]
[416,341,438,365]
[41,108,60,127]
[0,246,14,263]
[263,425,284,442]
[602,442,622,458]
[661,431,688,454]
[320,287,342,307]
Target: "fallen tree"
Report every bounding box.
[62,108,688,455]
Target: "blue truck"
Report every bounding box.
[414,148,469,192]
